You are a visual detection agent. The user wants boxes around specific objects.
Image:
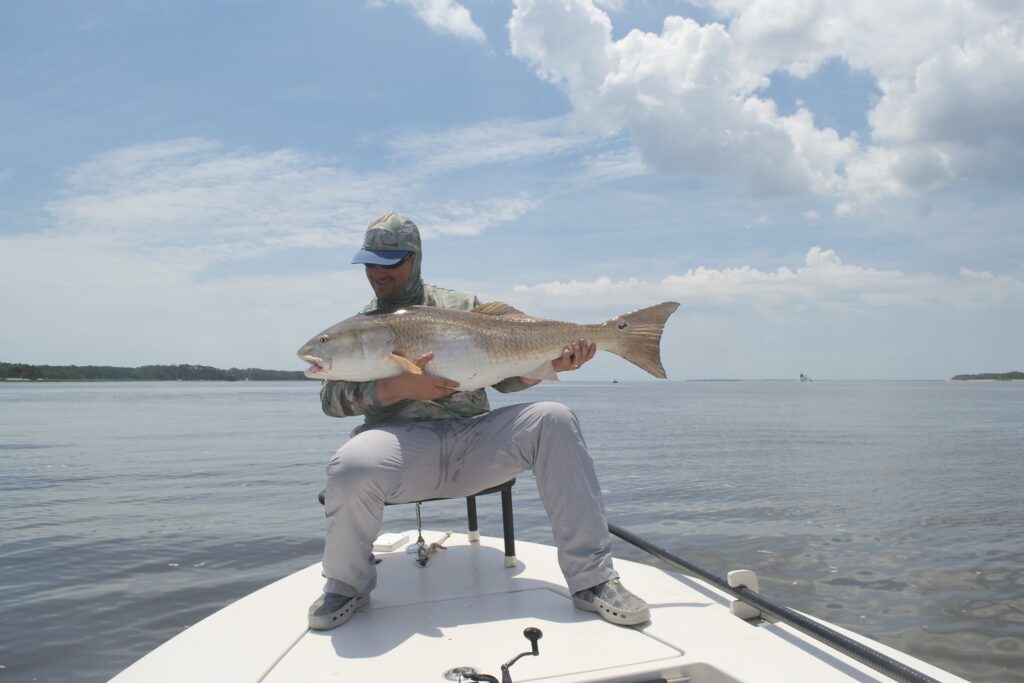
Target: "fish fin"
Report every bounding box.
[389,353,423,375]
[605,302,681,379]
[471,301,536,320]
[522,362,558,381]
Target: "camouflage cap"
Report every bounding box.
[351,210,422,266]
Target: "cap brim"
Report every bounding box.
[351,249,410,266]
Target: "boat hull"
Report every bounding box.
[112,531,967,683]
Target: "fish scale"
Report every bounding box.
[391,312,616,387]
[299,302,680,390]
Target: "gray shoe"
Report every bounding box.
[308,592,370,630]
[573,578,650,626]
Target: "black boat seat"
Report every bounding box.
[318,478,517,566]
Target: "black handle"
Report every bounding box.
[501,626,545,683]
[523,627,542,655]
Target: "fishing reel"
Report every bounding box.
[443,626,542,683]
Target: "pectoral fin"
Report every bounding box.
[390,353,423,375]
[522,361,557,381]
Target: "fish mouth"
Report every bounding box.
[300,355,329,378]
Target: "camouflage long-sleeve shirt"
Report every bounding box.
[320,284,535,429]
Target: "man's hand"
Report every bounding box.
[519,338,597,386]
[376,352,460,406]
[551,338,597,373]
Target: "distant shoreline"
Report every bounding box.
[1,362,310,382]
[951,371,1023,381]
[4,361,1021,383]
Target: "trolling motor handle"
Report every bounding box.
[500,627,543,683]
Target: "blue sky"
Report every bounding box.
[2,0,1022,379]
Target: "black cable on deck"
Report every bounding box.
[608,523,942,683]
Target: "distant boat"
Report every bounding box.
[612,379,619,384]
[799,373,812,382]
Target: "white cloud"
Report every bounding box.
[384,117,649,192]
[508,0,1024,209]
[578,147,648,183]
[49,138,396,262]
[410,195,543,237]
[0,137,542,366]
[387,117,595,173]
[512,246,1024,312]
[41,137,539,273]
[509,2,858,198]
[370,0,487,43]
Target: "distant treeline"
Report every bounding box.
[1,362,308,382]
[951,371,1024,381]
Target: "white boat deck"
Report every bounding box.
[112,531,968,683]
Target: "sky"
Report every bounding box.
[1,0,1022,380]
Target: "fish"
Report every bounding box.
[298,301,681,390]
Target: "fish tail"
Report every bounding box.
[605,302,680,379]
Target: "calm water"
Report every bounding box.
[1,380,1022,682]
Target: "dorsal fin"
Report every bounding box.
[471,302,536,320]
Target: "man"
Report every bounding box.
[309,210,649,630]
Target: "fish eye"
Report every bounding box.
[318,335,329,344]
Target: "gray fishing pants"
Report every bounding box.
[321,401,616,597]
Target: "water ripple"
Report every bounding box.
[1,380,1022,682]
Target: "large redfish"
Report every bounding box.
[298,301,680,390]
